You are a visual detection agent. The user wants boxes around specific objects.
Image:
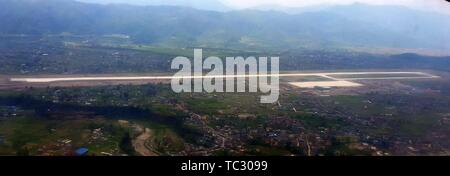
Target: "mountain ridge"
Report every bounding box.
[1,0,449,51]
[75,0,231,11]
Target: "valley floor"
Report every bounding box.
[0,70,448,156]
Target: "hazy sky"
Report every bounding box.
[77,0,450,14]
[222,0,447,8]
[222,0,450,12]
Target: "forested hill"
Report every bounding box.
[1,0,449,50]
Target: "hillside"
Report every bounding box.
[1,0,449,51]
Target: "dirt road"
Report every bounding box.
[133,128,157,156]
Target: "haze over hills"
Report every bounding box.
[76,0,450,15]
[1,0,450,52]
[76,0,231,11]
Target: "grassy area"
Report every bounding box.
[149,128,185,155]
[293,113,347,130]
[332,95,365,107]
[109,44,260,59]
[185,98,226,115]
[396,115,440,137]
[0,115,132,156]
[245,145,292,156]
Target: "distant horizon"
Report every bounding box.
[75,0,450,14]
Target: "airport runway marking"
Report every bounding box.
[10,71,439,83]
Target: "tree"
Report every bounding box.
[119,132,134,155]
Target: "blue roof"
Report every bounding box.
[75,148,89,156]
